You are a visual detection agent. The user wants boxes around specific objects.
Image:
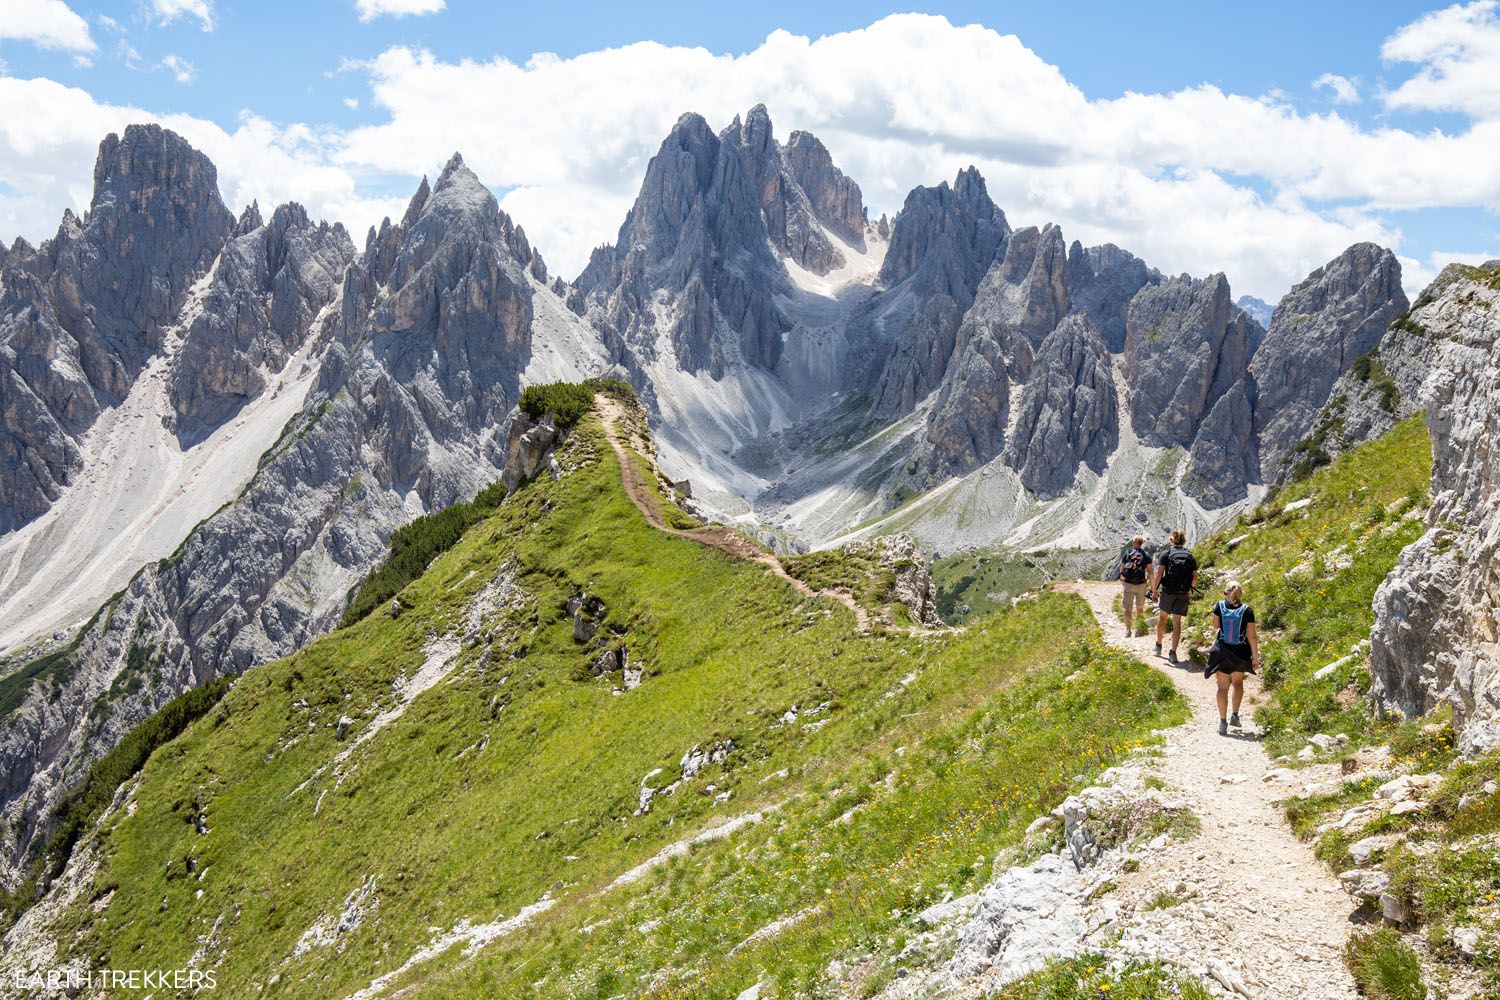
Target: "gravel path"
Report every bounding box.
[1066,580,1361,998]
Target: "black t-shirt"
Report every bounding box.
[1214,600,1255,658]
[1119,547,1149,584]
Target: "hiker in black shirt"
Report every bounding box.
[1151,528,1197,664]
[1117,534,1150,637]
[1206,581,1260,735]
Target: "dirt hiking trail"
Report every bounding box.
[595,397,872,630]
[1062,579,1362,999]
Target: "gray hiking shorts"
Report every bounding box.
[1159,592,1190,617]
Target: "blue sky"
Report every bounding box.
[2,0,1499,300]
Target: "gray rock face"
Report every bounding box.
[1285,309,1433,479]
[0,152,573,882]
[1067,242,1157,353]
[170,202,355,439]
[874,533,942,627]
[1123,273,1252,450]
[1251,243,1407,476]
[1002,315,1117,497]
[0,125,234,530]
[501,411,563,491]
[1184,379,1258,508]
[783,130,866,248]
[575,105,865,379]
[1371,264,1500,751]
[920,231,1146,480]
[868,168,1010,418]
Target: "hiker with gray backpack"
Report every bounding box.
[1117,534,1150,637]
[1205,581,1261,735]
[1150,529,1197,663]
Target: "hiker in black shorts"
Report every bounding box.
[1206,581,1260,735]
[1151,529,1196,663]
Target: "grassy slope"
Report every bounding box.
[1189,417,1432,757]
[42,409,1190,999]
[1192,417,1500,993]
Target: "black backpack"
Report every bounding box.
[1161,547,1197,594]
[1121,547,1148,584]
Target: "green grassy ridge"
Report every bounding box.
[415,635,1186,999]
[1189,416,1432,757]
[781,543,902,621]
[36,404,1195,999]
[1192,416,1500,990]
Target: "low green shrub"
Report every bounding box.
[1344,928,1426,1000]
[519,381,595,427]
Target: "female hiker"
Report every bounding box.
[1118,534,1150,637]
[1206,581,1260,736]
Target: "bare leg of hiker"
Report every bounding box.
[1231,672,1246,718]
[1155,609,1168,653]
[1216,672,1232,734]
[1170,614,1184,654]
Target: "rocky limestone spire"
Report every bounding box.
[869,167,1010,419]
[784,129,866,246]
[1251,243,1408,475]
[169,199,355,439]
[574,109,796,377]
[1066,241,1157,353]
[1002,314,1118,497]
[0,124,234,531]
[919,224,1071,476]
[1122,272,1251,449]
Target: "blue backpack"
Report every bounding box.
[1217,601,1248,645]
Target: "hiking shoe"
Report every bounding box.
[1154,643,1163,657]
[1218,718,1228,736]
[1229,712,1241,728]
[1168,648,1179,664]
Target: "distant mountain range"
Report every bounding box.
[0,108,1409,881]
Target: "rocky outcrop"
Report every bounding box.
[0,125,234,530]
[575,105,865,379]
[1295,278,1449,476]
[1371,264,1500,751]
[0,151,590,883]
[783,130,866,248]
[1067,242,1157,353]
[867,168,1010,418]
[1252,243,1407,476]
[1184,379,1258,508]
[873,533,942,627]
[502,411,563,491]
[169,202,355,439]
[1002,315,1117,497]
[1123,273,1252,450]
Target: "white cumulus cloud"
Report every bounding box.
[1382,0,1500,116]
[0,0,95,52]
[1312,72,1360,103]
[354,0,445,22]
[151,0,214,31]
[159,54,196,84]
[0,76,402,254]
[3,9,1500,303]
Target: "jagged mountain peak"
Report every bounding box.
[235,200,263,236]
[878,165,1007,291]
[1251,242,1407,475]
